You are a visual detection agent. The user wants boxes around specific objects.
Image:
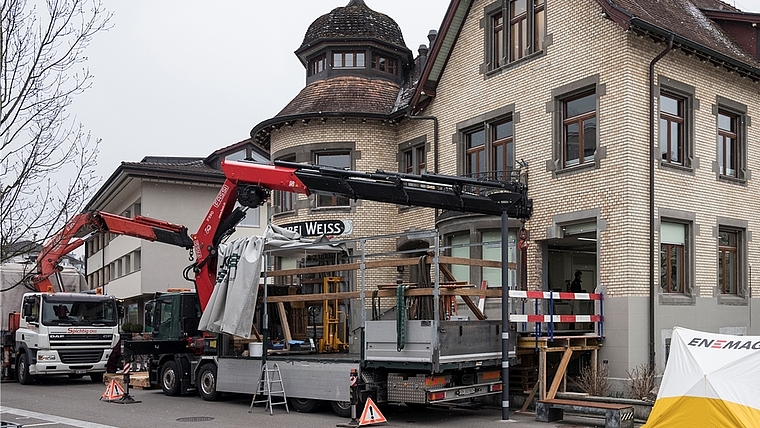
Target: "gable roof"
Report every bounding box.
[597,0,760,75]
[410,0,760,114]
[85,158,224,211]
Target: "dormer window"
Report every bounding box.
[309,54,326,76]
[372,53,397,75]
[333,51,365,68]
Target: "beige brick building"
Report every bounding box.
[251,0,760,382]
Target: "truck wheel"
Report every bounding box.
[17,353,35,385]
[331,400,352,418]
[90,372,104,383]
[160,361,180,396]
[197,364,220,401]
[288,397,320,413]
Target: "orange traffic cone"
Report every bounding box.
[100,379,125,401]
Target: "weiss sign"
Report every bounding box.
[280,220,353,237]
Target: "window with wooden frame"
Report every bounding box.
[491,11,505,68]
[659,92,685,166]
[459,113,514,181]
[714,97,748,181]
[484,0,545,71]
[562,90,596,168]
[660,222,687,294]
[371,53,397,75]
[465,128,487,179]
[309,54,326,76]
[315,152,351,207]
[717,110,738,177]
[718,229,739,295]
[491,119,514,180]
[402,144,426,176]
[333,51,365,69]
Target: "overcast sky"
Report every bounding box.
[71,1,450,180]
[71,0,760,181]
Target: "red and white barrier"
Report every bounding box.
[508,290,602,301]
[509,288,605,339]
[510,314,603,323]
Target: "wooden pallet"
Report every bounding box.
[104,371,151,389]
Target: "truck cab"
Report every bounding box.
[14,292,121,384]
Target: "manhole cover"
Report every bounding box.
[176,417,215,423]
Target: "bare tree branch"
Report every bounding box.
[1,0,111,264]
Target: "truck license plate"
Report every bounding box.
[75,370,86,374]
[457,387,476,396]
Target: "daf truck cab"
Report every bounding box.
[12,292,121,384]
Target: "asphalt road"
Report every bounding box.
[0,375,636,428]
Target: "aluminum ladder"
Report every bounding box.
[249,362,289,415]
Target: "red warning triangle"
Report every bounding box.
[100,379,125,401]
[359,397,387,426]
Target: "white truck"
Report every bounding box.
[1,263,121,383]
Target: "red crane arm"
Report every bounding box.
[191,161,308,310]
[35,211,193,292]
[189,158,532,311]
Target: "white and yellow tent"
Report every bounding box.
[644,327,760,427]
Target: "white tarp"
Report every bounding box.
[197,224,345,338]
[198,235,264,338]
[644,327,760,427]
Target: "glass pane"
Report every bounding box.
[718,112,733,131]
[670,122,681,164]
[482,230,517,288]
[719,231,736,246]
[468,129,485,147]
[450,234,470,283]
[356,53,365,67]
[660,94,680,116]
[534,8,545,51]
[468,153,478,175]
[566,93,595,117]
[511,22,522,60]
[511,0,527,15]
[671,247,683,293]
[494,144,504,173]
[317,153,350,169]
[660,118,668,159]
[333,53,342,68]
[725,137,735,176]
[346,54,354,67]
[495,121,513,140]
[565,122,579,165]
[583,118,596,160]
[726,251,736,294]
[661,222,685,245]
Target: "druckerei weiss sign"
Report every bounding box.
[279,219,353,237]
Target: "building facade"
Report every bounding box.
[250,0,760,382]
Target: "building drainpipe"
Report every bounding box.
[649,34,674,371]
